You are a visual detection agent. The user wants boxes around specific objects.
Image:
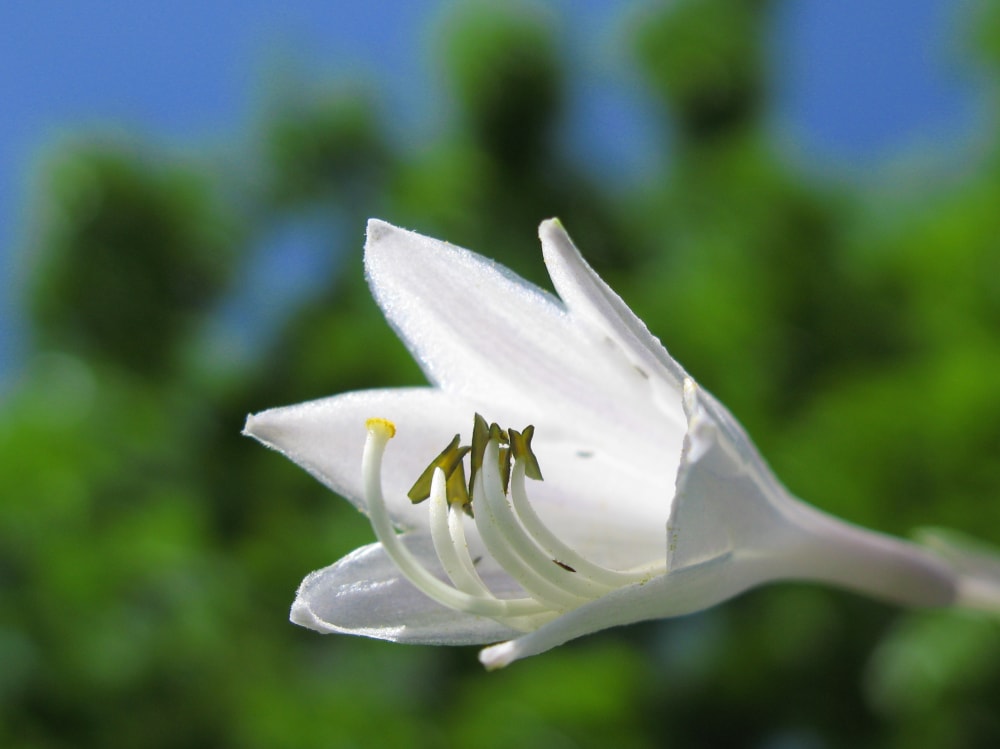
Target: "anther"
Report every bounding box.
[489,421,513,494]
[407,434,470,504]
[360,414,663,632]
[509,426,543,481]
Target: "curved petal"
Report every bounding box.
[244,388,476,529]
[364,220,676,466]
[292,535,525,645]
[670,380,957,608]
[539,218,687,430]
[477,553,765,668]
[244,387,669,560]
[667,379,792,571]
[520,438,669,569]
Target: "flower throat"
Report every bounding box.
[362,414,662,632]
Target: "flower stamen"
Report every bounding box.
[507,461,658,586]
[429,466,493,598]
[407,434,471,510]
[476,444,614,602]
[361,415,657,631]
[473,445,592,609]
[362,419,546,621]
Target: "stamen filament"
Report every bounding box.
[361,416,661,636]
[474,442,592,610]
[508,464,659,586]
[495,461,617,599]
[429,467,494,597]
[363,420,547,619]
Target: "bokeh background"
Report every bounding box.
[2,1,1000,747]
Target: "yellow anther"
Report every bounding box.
[366,417,396,439]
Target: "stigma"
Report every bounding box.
[361,414,659,631]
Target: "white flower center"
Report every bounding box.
[362,415,662,631]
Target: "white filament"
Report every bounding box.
[363,424,543,619]
[362,419,658,631]
[477,447,614,601]
[428,468,493,598]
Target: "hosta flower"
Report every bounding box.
[244,219,999,668]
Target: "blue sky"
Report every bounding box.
[0,0,984,384]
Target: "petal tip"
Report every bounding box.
[366,218,396,244]
[242,408,279,445]
[538,217,571,248]
[242,412,261,439]
[290,596,333,634]
[478,640,516,670]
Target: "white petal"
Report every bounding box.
[292,535,524,645]
[671,380,958,608]
[666,379,791,570]
[538,218,687,430]
[366,219,567,403]
[364,220,674,465]
[244,386,667,565]
[244,388,475,529]
[517,439,668,569]
[478,553,764,668]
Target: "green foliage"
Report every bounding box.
[3,1,1000,748]
[633,0,769,141]
[29,146,240,376]
[440,3,563,170]
[264,91,391,209]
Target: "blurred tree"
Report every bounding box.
[634,0,770,144]
[29,145,240,377]
[442,4,563,173]
[263,90,392,211]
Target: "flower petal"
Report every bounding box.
[365,220,567,402]
[292,535,525,645]
[478,553,763,668]
[244,388,476,529]
[666,379,791,571]
[671,380,958,608]
[538,218,687,430]
[364,220,675,461]
[516,438,669,569]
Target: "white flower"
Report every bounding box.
[244,219,999,669]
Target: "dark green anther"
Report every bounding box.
[498,445,512,494]
[412,416,545,512]
[407,435,471,503]
[488,421,510,444]
[468,413,490,499]
[488,421,514,494]
[509,425,544,481]
[445,460,473,515]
